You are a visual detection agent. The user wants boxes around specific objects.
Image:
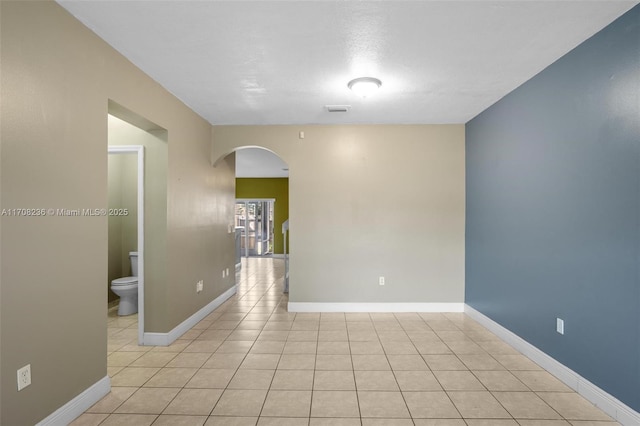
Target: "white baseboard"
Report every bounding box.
[144,285,237,346]
[464,304,640,426]
[37,376,110,426]
[288,302,464,313]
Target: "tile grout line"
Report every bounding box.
[346,312,364,424]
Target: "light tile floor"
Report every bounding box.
[73,257,620,426]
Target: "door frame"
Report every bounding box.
[108,145,145,345]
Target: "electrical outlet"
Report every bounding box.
[17,364,31,391]
[226,268,229,277]
[222,270,226,278]
[556,318,564,335]
[379,276,385,286]
[196,280,203,293]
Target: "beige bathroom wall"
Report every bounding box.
[212,125,465,304]
[120,154,139,276]
[107,149,139,303]
[108,155,124,302]
[0,1,234,424]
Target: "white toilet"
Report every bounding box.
[111,251,138,316]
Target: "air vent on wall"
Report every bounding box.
[325,105,351,113]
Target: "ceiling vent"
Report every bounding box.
[325,105,351,113]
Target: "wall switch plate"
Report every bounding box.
[225,268,229,276]
[556,318,564,335]
[17,364,31,391]
[379,276,385,286]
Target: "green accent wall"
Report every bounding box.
[236,178,289,254]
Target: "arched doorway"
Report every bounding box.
[215,146,290,292]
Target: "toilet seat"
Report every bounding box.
[112,276,138,286]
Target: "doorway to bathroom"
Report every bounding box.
[107,105,168,346]
[108,144,145,344]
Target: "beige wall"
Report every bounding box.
[0,1,235,424]
[213,125,465,304]
[167,146,236,328]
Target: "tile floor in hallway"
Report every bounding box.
[73,257,620,426]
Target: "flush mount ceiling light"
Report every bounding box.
[347,77,382,98]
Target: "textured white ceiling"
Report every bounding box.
[59,1,637,126]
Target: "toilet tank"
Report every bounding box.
[129,252,139,276]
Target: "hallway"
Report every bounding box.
[74,258,618,426]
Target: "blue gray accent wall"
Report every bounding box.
[466,5,640,411]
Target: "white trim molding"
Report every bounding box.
[288,302,464,313]
[37,376,110,426]
[144,285,237,346]
[464,304,640,426]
